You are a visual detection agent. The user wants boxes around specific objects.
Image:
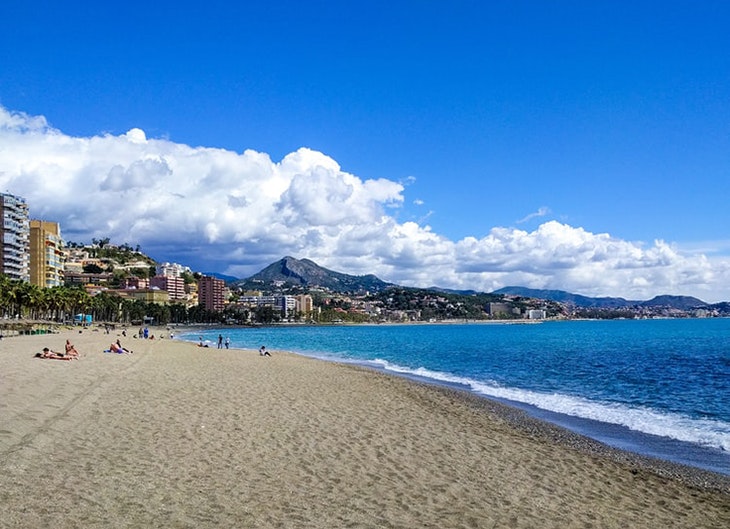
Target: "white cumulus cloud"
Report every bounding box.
[1,105,729,302]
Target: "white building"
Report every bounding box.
[156,261,192,278]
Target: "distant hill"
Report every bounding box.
[639,295,708,310]
[203,272,239,283]
[234,256,394,293]
[493,287,708,310]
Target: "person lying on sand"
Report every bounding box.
[35,347,73,360]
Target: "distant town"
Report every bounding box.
[2,191,728,329]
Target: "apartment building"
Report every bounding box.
[120,277,150,289]
[156,261,191,278]
[0,192,30,281]
[198,275,225,312]
[150,275,186,301]
[29,220,64,287]
[295,294,314,314]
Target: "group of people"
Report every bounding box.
[217,334,230,349]
[35,339,80,361]
[35,333,272,359]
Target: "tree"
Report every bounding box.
[90,291,121,322]
[83,263,104,274]
[15,282,43,319]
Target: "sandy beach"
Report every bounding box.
[1,327,728,528]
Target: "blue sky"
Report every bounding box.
[2,1,730,301]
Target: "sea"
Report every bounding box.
[179,318,730,475]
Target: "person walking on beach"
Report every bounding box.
[217,334,223,349]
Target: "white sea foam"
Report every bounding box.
[368,358,730,452]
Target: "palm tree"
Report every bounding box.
[14,282,43,319]
[0,275,11,317]
[67,287,92,322]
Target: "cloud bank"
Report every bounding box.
[2,105,729,302]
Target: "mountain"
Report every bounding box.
[493,287,708,309]
[235,256,394,293]
[640,295,709,310]
[492,287,630,307]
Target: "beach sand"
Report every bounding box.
[1,327,728,528]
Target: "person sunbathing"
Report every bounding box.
[109,341,132,354]
[35,347,73,360]
[65,339,80,358]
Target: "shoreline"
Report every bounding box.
[1,327,728,527]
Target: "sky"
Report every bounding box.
[1,1,730,302]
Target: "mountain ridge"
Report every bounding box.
[493,286,708,309]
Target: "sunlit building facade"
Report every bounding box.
[29,220,64,287]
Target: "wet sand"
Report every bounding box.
[1,327,728,528]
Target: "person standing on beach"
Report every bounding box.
[224,336,230,349]
[217,334,223,349]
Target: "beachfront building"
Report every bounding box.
[150,275,186,301]
[295,294,313,315]
[29,220,64,287]
[487,301,520,318]
[233,295,299,318]
[114,288,170,305]
[198,275,225,312]
[0,192,30,282]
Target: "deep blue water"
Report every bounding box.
[180,318,730,475]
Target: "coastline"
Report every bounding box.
[1,327,728,527]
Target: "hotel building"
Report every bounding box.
[29,220,64,287]
[0,192,30,281]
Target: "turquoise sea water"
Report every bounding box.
[181,318,730,475]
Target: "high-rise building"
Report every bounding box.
[0,192,30,281]
[150,275,186,301]
[295,294,314,314]
[198,275,225,312]
[30,220,64,287]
